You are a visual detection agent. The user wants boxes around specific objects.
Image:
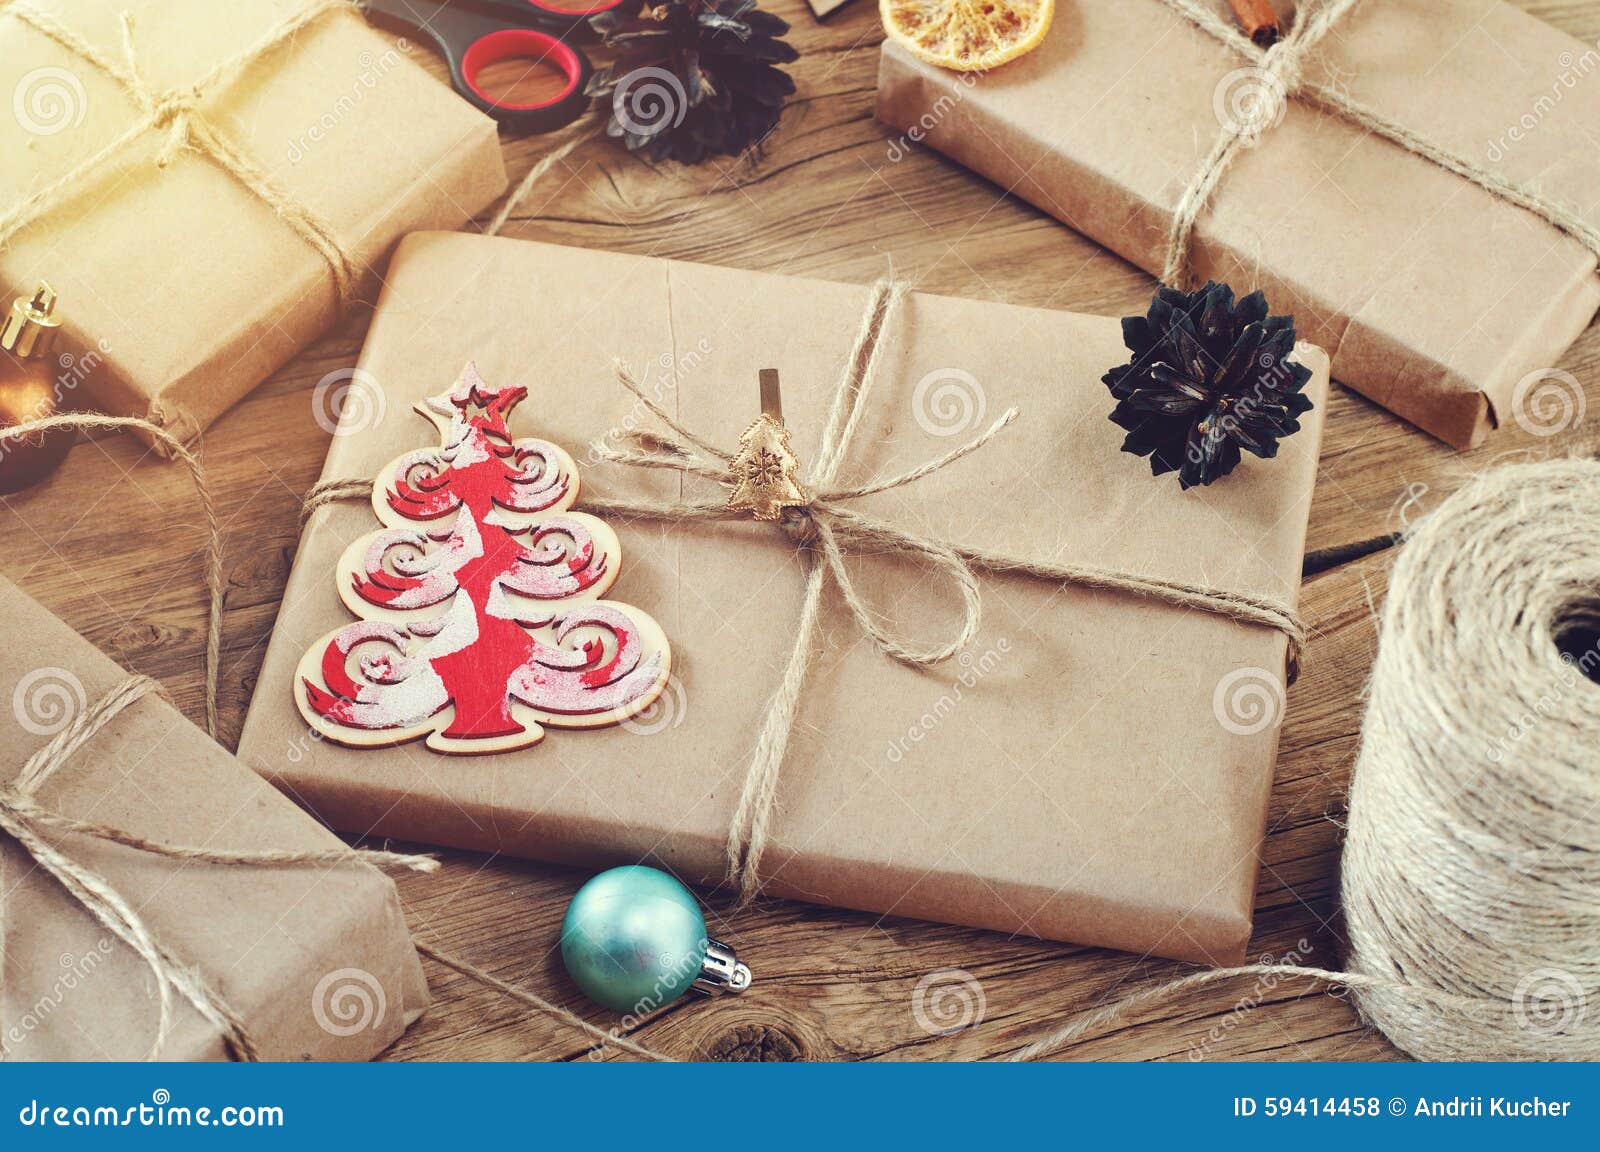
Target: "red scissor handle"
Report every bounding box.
[360,0,605,134]
[460,29,592,116]
[453,28,592,134]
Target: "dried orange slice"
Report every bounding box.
[880,0,1054,72]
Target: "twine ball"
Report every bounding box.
[1344,458,1600,1059]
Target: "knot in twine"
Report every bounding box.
[143,87,201,166]
[1157,0,1600,287]
[0,0,358,306]
[1014,458,1600,1062]
[579,278,1306,906]
[0,674,438,1062]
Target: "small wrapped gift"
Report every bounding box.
[876,0,1600,449]
[0,576,428,1061]
[0,0,506,445]
[239,232,1328,965]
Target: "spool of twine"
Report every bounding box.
[1341,457,1600,1060]
[1016,458,1600,1061]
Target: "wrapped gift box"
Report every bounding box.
[239,232,1328,965]
[876,0,1600,449]
[0,0,506,445]
[0,576,427,1061]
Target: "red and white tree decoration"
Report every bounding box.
[296,363,672,754]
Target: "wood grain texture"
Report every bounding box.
[3,0,1598,1063]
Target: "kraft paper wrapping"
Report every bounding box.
[0,0,507,445]
[239,232,1329,965]
[875,0,1600,449]
[0,577,427,1061]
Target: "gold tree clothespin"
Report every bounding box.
[726,369,809,522]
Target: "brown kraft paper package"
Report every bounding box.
[0,576,427,1060]
[239,232,1329,965]
[876,0,1600,448]
[0,0,507,445]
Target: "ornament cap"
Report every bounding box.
[695,938,754,995]
[2,282,61,359]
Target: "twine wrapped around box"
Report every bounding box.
[1156,0,1600,286]
[0,0,360,308]
[0,673,438,1061]
[303,276,1310,907]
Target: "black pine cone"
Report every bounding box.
[1103,282,1315,489]
[591,0,798,165]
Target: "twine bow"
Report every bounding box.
[578,279,1307,905]
[1160,0,1600,287]
[0,0,359,310]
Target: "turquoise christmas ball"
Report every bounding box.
[560,866,709,1014]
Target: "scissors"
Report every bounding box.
[359,0,629,134]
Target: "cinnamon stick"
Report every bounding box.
[1228,0,1280,46]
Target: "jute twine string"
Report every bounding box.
[0,673,440,1062]
[1013,459,1600,1061]
[0,0,358,306]
[4,413,224,735]
[1157,0,1600,287]
[0,417,671,1062]
[301,278,1306,909]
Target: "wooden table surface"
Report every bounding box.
[5,0,1598,1062]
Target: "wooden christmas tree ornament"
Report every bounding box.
[295,363,672,754]
[726,368,809,521]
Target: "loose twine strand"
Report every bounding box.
[0,418,673,1063]
[0,1,358,307]
[1013,459,1600,1062]
[301,277,1306,912]
[1157,0,1600,286]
